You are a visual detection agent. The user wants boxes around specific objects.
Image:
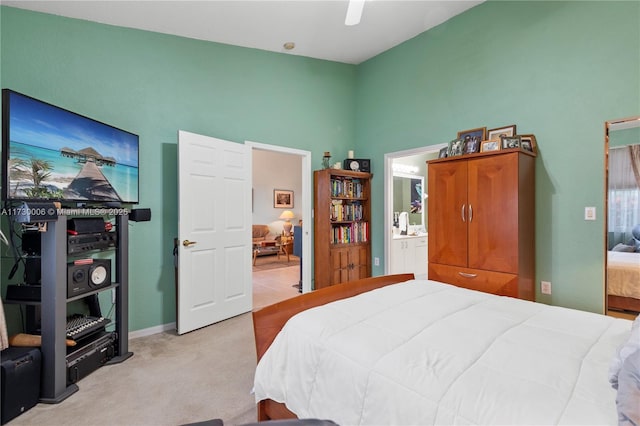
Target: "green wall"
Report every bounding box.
[356,1,640,312]
[1,1,638,332]
[0,6,356,332]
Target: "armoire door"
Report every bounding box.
[428,160,468,267]
[467,153,519,273]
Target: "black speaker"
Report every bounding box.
[343,158,371,172]
[130,208,151,222]
[25,257,41,284]
[1,347,41,424]
[21,231,41,256]
[68,217,105,234]
[67,259,111,298]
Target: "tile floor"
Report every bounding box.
[253,264,301,310]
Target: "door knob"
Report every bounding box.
[182,240,197,247]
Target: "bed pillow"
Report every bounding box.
[616,348,640,425]
[610,314,640,389]
[612,243,637,253]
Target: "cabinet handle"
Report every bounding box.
[458,272,477,278]
[468,204,473,223]
[461,205,466,222]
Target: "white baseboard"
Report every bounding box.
[129,322,176,340]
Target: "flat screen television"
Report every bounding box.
[2,89,139,206]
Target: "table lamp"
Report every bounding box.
[279,210,295,236]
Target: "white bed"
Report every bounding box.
[608,250,640,299]
[254,279,633,425]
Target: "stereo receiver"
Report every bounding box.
[68,231,117,255]
[66,331,116,385]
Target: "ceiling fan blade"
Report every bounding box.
[345,0,365,26]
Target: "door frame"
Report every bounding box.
[245,140,312,293]
[383,143,446,274]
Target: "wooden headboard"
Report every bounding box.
[252,273,415,362]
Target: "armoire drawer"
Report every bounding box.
[428,263,519,297]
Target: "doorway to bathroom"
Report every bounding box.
[383,143,447,278]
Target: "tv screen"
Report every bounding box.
[2,89,139,205]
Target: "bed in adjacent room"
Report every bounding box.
[608,249,640,313]
[252,274,636,425]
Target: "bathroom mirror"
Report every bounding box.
[605,115,640,314]
[392,172,424,229]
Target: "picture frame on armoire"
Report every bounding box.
[520,134,537,153]
[487,124,517,141]
[457,127,486,154]
[481,140,501,152]
[501,135,521,149]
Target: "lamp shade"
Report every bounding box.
[279,210,295,235]
[279,210,295,220]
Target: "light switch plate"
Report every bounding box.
[584,206,596,221]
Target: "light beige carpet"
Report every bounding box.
[11,314,258,426]
[9,267,303,426]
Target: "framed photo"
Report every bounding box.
[487,125,517,141]
[448,138,465,157]
[457,127,486,154]
[501,135,521,149]
[520,134,537,153]
[438,147,448,158]
[274,189,294,208]
[481,140,501,152]
[464,137,481,154]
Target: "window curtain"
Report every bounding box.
[608,146,640,248]
[630,145,640,188]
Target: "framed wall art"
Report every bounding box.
[274,189,294,208]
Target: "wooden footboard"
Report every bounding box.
[608,295,640,313]
[252,273,415,421]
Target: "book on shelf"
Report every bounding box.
[330,200,363,222]
[331,221,369,244]
[330,177,364,198]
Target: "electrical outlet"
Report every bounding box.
[374,257,379,266]
[541,281,551,295]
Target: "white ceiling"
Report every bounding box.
[2,0,483,64]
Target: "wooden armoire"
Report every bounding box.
[427,150,535,300]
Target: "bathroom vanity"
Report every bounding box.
[389,234,428,279]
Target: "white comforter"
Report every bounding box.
[254,279,633,425]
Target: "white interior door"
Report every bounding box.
[177,130,252,335]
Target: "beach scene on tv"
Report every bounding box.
[6,93,139,205]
